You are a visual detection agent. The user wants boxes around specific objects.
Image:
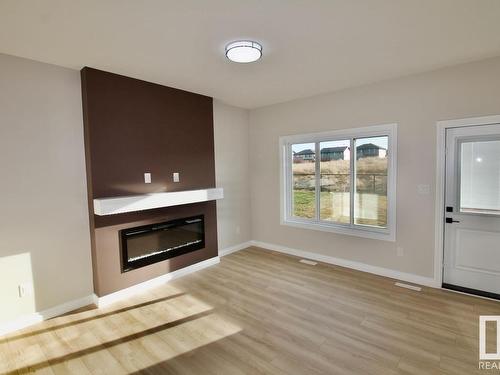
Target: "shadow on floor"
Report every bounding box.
[0,292,185,345]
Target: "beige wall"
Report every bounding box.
[214,101,251,250]
[249,56,500,279]
[0,54,93,324]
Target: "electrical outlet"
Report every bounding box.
[236,225,241,235]
[173,172,180,183]
[397,246,404,257]
[144,173,151,184]
[18,282,33,298]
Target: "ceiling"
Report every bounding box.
[1,0,500,108]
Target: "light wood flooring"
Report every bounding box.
[1,246,500,374]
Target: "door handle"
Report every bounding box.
[445,217,460,224]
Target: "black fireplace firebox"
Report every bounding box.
[120,215,205,272]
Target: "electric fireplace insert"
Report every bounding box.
[120,215,205,272]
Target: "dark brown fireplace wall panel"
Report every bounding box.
[81,67,215,198]
[81,67,218,296]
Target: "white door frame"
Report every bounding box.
[434,114,500,287]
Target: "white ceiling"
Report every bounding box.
[1,0,500,108]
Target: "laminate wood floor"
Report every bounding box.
[1,246,500,374]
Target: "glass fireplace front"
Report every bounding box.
[120,215,205,272]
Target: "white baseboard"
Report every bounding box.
[219,241,253,257]
[95,256,220,308]
[249,240,438,288]
[218,240,437,287]
[0,240,438,337]
[0,294,95,337]
[0,257,220,336]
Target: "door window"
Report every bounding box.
[460,139,500,215]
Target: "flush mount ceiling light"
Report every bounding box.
[225,40,262,63]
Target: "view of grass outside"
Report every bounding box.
[320,140,350,223]
[292,142,316,218]
[354,138,388,227]
[292,136,388,227]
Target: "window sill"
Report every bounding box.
[281,218,395,242]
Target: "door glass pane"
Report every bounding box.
[460,140,500,214]
[320,140,350,223]
[292,143,316,218]
[354,136,388,227]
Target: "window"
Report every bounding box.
[280,124,397,241]
[459,139,500,215]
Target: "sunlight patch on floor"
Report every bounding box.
[0,290,241,374]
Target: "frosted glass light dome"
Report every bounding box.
[225,41,262,63]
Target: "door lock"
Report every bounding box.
[445,217,460,224]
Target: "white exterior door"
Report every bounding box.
[443,123,500,297]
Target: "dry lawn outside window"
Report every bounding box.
[292,157,388,226]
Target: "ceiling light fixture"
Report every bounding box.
[225,40,262,63]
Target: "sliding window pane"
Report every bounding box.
[292,143,316,219]
[320,140,350,223]
[354,136,388,227]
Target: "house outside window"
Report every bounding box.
[293,149,315,162]
[280,123,397,241]
[321,146,350,161]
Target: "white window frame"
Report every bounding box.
[280,123,397,242]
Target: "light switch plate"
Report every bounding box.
[173,172,180,183]
[144,173,152,184]
[417,184,430,195]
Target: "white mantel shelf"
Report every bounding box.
[93,188,224,216]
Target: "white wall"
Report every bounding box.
[249,56,500,279]
[213,101,251,250]
[0,54,93,325]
